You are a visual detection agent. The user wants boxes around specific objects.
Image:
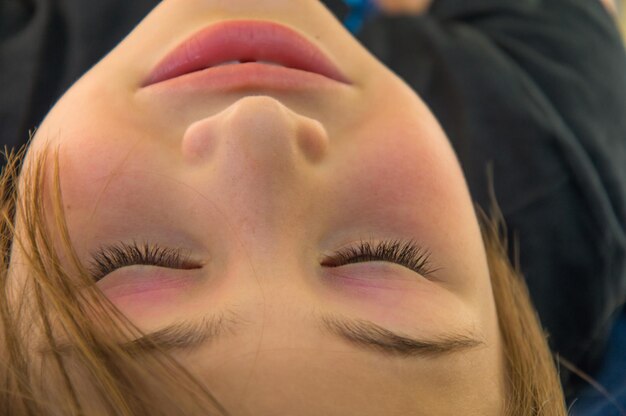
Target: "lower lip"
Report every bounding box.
[142,62,346,92]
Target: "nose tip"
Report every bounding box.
[181,96,329,165]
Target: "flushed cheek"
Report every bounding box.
[362,123,467,211]
[51,125,165,216]
[41,84,169,204]
[340,125,474,236]
[329,118,489,300]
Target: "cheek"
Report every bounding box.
[54,139,130,219]
[49,105,162,216]
[32,127,150,264]
[330,110,490,302]
[39,81,165,213]
[337,114,474,241]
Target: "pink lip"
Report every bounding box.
[142,20,352,88]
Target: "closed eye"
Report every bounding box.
[321,238,439,278]
[87,240,199,282]
[87,238,440,283]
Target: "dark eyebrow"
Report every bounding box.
[123,307,485,359]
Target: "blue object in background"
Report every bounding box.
[569,307,626,416]
[342,0,381,34]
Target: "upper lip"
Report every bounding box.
[142,19,351,87]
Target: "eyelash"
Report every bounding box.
[88,238,437,282]
[88,241,194,282]
[322,238,436,278]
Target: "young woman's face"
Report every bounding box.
[17,0,506,414]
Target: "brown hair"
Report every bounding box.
[0,137,567,415]
[477,183,568,415]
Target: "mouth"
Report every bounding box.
[142,20,352,88]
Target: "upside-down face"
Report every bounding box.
[12,1,505,415]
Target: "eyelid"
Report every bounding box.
[322,238,440,279]
[88,238,440,282]
[87,240,199,282]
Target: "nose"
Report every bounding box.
[180,96,330,238]
[182,96,329,166]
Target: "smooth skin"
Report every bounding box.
[11,1,506,415]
